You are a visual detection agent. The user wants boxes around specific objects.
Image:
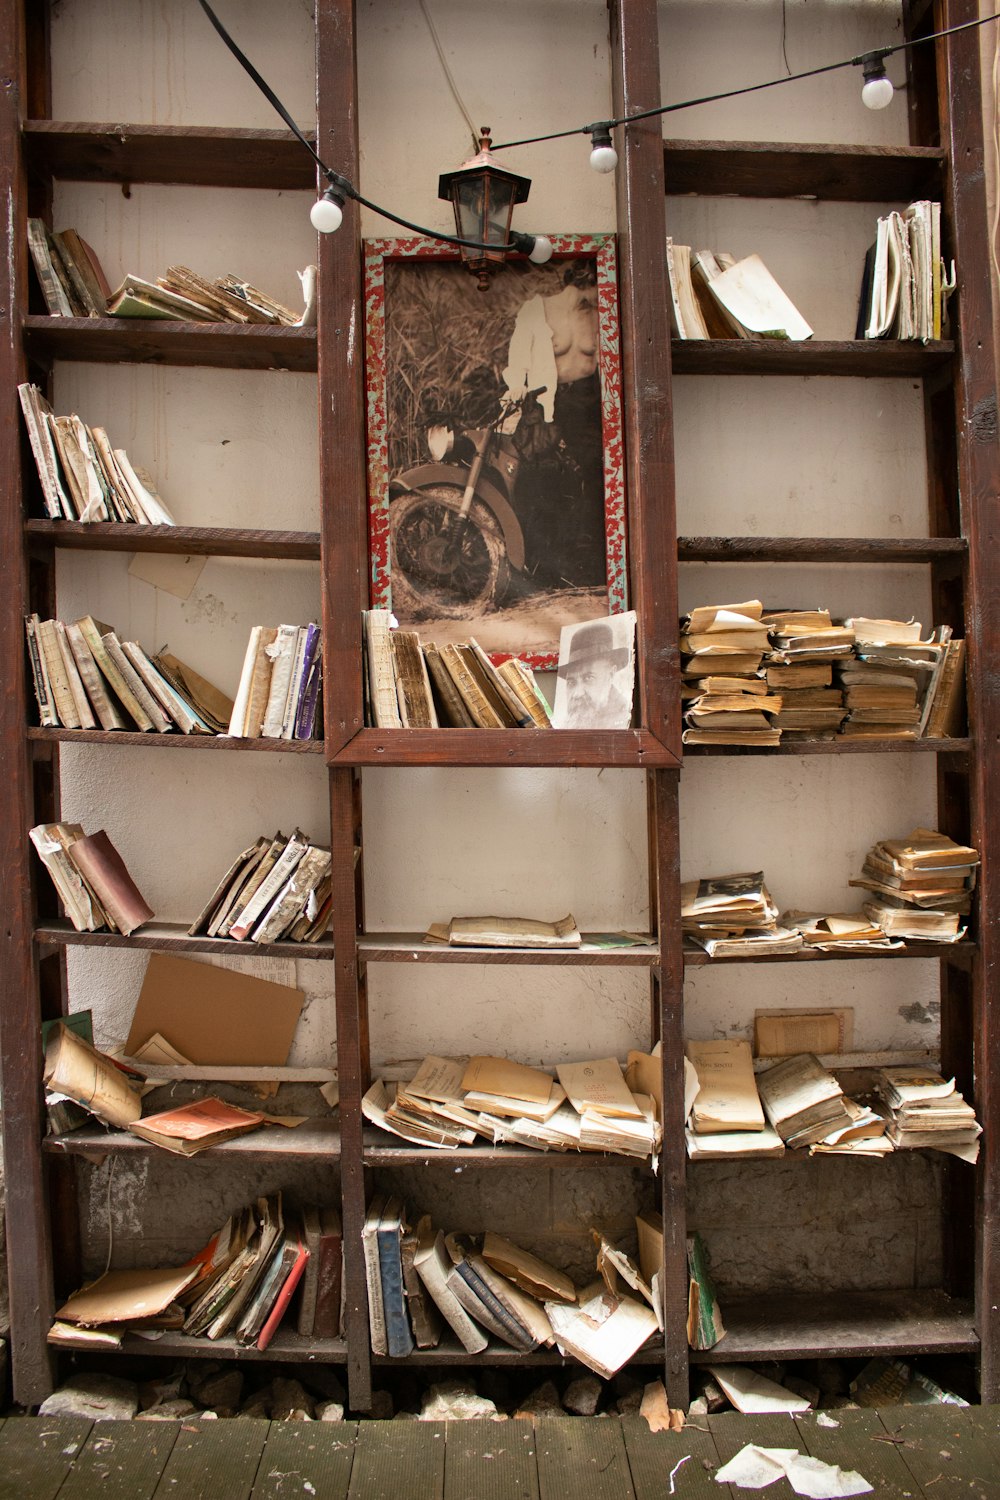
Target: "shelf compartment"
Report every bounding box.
[34,919,335,961]
[670,340,953,377]
[330,727,679,769]
[25,520,321,560]
[358,933,659,965]
[109,1330,348,1364]
[678,536,967,564]
[23,122,318,190]
[690,1289,977,1364]
[663,139,946,201]
[684,738,971,757]
[43,1119,341,1159]
[683,940,974,966]
[362,1128,651,1169]
[28,728,324,753]
[23,316,317,373]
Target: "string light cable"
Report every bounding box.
[198,0,1000,244]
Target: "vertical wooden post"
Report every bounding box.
[935,0,1000,1401]
[0,0,57,1405]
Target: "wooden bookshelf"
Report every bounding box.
[23,122,317,189]
[43,1119,341,1160]
[33,919,335,962]
[26,728,324,753]
[663,139,946,201]
[22,315,317,372]
[357,933,659,965]
[25,521,322,560]
[669,340,953,377]
[678,536,968,564]
[330,726,677,769]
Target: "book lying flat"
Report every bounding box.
[128,1097,265,1155]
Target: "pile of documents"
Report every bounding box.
[762,609,852,738]
[684,1039,784,1158]
[228,624,323,740]
[781,910,902,952]
[362,1051,662,1163]
[837,618,949,740]
[362,1202,666,1376]
[681,871,802,957]
[850,827,979,942]
[876,1066,982,1162]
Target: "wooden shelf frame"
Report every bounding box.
[33,919,335,962]
[22,121,319,190]
[663,139,947,201]
[23,315,317,372]
[25,521,322,559]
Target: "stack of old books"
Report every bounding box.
[362,1051,662,1163]
[228,624,323,740]
[50,1191,336,1353]
[876,1066,982,1162]
[756,1053,855,1149]
[762,609,852,738]
[362,1203,661,1377]
[781,910,902,952]
[837,618,946,739]
[850,828,979,943]
[679,601,778,745]
[681,872,803,957]
[25,613,231,735]
[106,264,301,324]
[18,382,175,524]
[190,829,334,944]
[30,822,153,935]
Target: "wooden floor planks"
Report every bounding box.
[0,1406,996,1498]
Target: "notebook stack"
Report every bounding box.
[189,829,334,945]
[761,609,852,739]
[850,827,979,943]
[679,600,778,745]
[876,1066,982,1161]
[681,872,802,957]
[837,618,946,739]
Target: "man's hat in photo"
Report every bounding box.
[563,620,630,678]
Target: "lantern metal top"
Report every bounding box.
[438,128,531,206]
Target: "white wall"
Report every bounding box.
[46,0,951,1275]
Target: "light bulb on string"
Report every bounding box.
[512,232,554,264]
[860,52,894,110]
[589,124,618,174]
[310,187,345,233]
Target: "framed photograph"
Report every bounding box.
[363,234,626,666]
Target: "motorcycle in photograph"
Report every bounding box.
[388,391,544,620]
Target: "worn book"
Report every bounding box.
[128,1097,267,1155]
[377,1198,415,1358]
[756,1053,852,1146]
[480,1233,576,1304]
[400,1214,443,1348]
[685,1039,765,1133]
[256,1221,310,1351]
[545,1285,658,1379]
[412,1223,488,1354]
[43,1022,143,1129]
[312,1207,344,1339]
[557,1057,642,1119]
[365,610,403,728]
[443,915,581,949]
[391,630,438,727]
[65,829,154,936]
[423,643,476,727]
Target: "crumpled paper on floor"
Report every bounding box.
[714,1443,873,1497]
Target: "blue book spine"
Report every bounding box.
[377,1215,415,1358]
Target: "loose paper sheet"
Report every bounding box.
[126,952,304,1066]
[56,1265,200,1326]
[714,1443,872,1497]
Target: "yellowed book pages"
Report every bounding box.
[405,1055,467,1105]
[684,601,764,634]
[43,1023,143,1128]
[448,915,581,948]
[469,1254,554,1346]
[685,1038,765,1133]
[439,642,504,728]
[460,1055,553,1105]
[481,1232,576,1303]
[37,618,80,728]
[557,1057,642,1119]
[625,1050,662,1116]
[754,1008,854,1057]
[595,1235,661,1330]
[241,626,279,738]
[545,1287,659,1379]
[495,658,552,728]
[635,1210,663,1290]
[463,1081,566,1121]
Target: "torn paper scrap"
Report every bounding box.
[714,1444,873,1497]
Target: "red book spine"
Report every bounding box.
[256,1243,309,1352]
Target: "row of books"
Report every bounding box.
[229,623,323,740]
[364,609,550,729]
[666,243,813,341]
[26,613,231,735]
[27,218,302,325]
[18,382,175,524]
[363,1050,662,1162]
[685,1041,981,1164]
[49,1190,342,1353]
[190,829,334,945]
[859,200,955,342]
[680,600,964,745]
[682,832,978,955]
[362,1202,668,1376]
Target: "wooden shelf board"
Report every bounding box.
[362,1128,646,1169]
[372,1337,665,1366]
[678,535,967,563]
[684,738,971,757]
[670,340,953,377]
[23,121,318,190]
[43,1119,341,1159]
[27,727,324,753]
[330,726,680,768]
[34,919,334,961]
[112,1330,347,1363]
[690,1289,977,1363]
[25,520,321,560]
[23,316,317,372]
[683,940,974,966]
[663,139,946,201]
[358,933,659,965]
